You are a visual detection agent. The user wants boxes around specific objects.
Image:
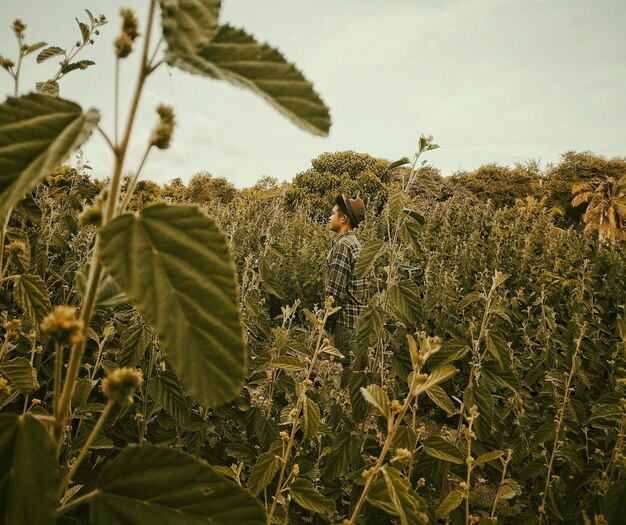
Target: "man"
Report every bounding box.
[325,194,369,365]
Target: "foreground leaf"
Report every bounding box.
[167,25,331,136]
[12,274,51,330]
[370,466,428,525]
[160,0,221,56]
[0,414,59,525]
[360,384,391,420]
[289,478,335,515]
[303,397,320,440]
[422,436,464,464]
[247,452,280,495]
[91,444,265,524]
[436,490,463,518]
[147,369,191,425]
[0,93,99,216]
[355,238,384,278]
[99,204,246,408]
[0,358,38,393]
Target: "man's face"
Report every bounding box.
[328,204,345,232]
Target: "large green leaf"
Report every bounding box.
[356,304,385,355]
[91,444,265,524]
[289,478,335,515]
[118,323,152,368]
[99,204,246,408]
[160,0,221,56]
[246,451,280,495]
[167,24,331,136]
[5,227,30,270]
[415,365,458,394]
[0,414,59,525]
[0,93,99,216]
[436,490,463,518]
[425,385,456,416]
[147,369,191,425]
[355,238,384,278]
[0,357,38,393]
[12,274,51,330]
[303,397,320,440]
[381,466,428,525]
[388,280,422,324]
[360,384,391,421]
[422,436,464,464]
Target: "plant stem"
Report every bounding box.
[53,342,64,420]
[348,362,423,524]
[56,489,99,516]
[119,144,153,213]
[266,310,328,524]
[538,326,585,524]
[62,400,113,492]
[490,449,512,519]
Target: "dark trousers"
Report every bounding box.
[331,323,356,366]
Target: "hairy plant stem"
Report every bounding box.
[266,310,329,524]
[55,0,158,427]
[0,207,13,284]
[53,342,64,419]
[348,364,423,524]
[56,489,99,516]
[63,399,114,492]
[119,144,153,213]
[463,413,477,525]
[538,326,585,524]
[490,449,513,519]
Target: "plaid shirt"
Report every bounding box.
[325,231,369,330]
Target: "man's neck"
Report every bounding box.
[334,226,352,237]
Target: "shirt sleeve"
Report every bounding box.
[325,241,352,306]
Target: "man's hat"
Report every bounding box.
[341,194,365,227]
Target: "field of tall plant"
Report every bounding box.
[1,2,625,524]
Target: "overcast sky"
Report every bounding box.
[1,0,625,187]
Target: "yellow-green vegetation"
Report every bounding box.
[1,2,626,525]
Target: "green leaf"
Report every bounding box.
[473,449,504,468]
[147,369,191,425]
[168,24,330,136]
[303,397,320,440]
[355,238,384,278]
[605,480,626,525]
[388,280,422,324]
[425,385,456,416]
[246,452,280,495]
[422,436,464,464]
[486,331,508,369]
[289,478,335,515]
[36,81,60,97]
[458,291,482,311]
[496,479,522,501]
[0,358,38,393]
[415,365,458,394]
[254,416,278,449]
[324,432,360,480]
[271,356,305,372]
[380,466,429,525]
[5,227,30,269]
[118,323,152,368]
[98,203,246,408]
[12,274,51,330]
[392,426,417,451]
[493,271,510,289]
[387,157,410,170]
[399,220,421,251]
[349,371,375,423]
[416,172,441,197]
[36,46,65,63]
[401,207,425,225]
[0,414,59,525]
[360,384,390,420]
[436,490,463,518]
[356,304,385,355]
[160,0,221,56]
[427,338,469,368]
[91,444,265,524]
[0,94,99,216]
[387,190,404,222]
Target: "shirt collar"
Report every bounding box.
[331,230,353,247]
